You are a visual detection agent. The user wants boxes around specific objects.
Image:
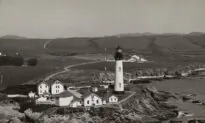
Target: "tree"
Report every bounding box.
[175,71,181,77]
[27,58,38,66]
[10,56,24,66]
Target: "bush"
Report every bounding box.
[27,58,38,66]
[10,56,24,66]
[0,55,24,66]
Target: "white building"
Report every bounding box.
[51,80,64,95]
[126,55,147,63]
[108,95,118,103]
[70,97,82,107]
[91,85,99,92]
[36,96,48,104]
[67,89,82,98]
[28,91,36,98]
[55,91,74,106]
[83,92,102,106]
[38,82,50,95]
[101,92,119,104]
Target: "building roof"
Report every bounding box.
[91,83,100,88]
[38,80,65,87]
[71,96,82,103]
[67,89,82,98]
[51,80,64,86]
[95,90,118,101]
[38,81,49,86]
[41,91,50,96]
[82,90,102,99]
[55,91,74,98]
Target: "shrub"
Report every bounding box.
[0,55,24,66]
[27,58,38,66]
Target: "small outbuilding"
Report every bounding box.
[28,91,36,98]
[36,96,48,104]
[70,97,82,107]
[108,95,118,103]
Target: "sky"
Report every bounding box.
[0,0,205,38]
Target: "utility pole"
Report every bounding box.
[0,73,3,85]
[104,47,107,71]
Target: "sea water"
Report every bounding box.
[149,78,205,118]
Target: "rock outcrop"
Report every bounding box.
[33,86,178,123]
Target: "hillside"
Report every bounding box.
[0,35,27,39]
[1,33,205,88]
[1,33,205,56]
[47,34,205,54]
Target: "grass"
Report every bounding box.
[71,61,191,72]
[47,34,205,54]
[1,84,37,95]
[1,34,205,88]
[0,58,88,87]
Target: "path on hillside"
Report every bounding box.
[44,61,101,81]
[43,40,53,49]
[119,91,136,104]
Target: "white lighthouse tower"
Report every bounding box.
[114,45,124,94]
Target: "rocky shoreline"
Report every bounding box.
[0,85,179,123]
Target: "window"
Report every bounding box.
[119,83,121,88]
[87,100,89,104]
[96,100,99,104]
[119,67,121,72]
[40,85,42,88]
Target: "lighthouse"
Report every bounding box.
[114,45,124,94]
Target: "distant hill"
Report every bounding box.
[0,35,27,39]
[114,32,156,37]
[1,32,205,57]
[188,32,205,36]
[47,33,205,54]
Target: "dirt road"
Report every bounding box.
[43,40,53,49]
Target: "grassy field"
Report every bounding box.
[0,58,87,88]
[1,33,205,88]
[47,34,205,54]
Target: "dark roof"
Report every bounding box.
[91,83,100,88]
[95,90,118,101]
[78,88,90,95]
[82,90,102,99]
[38,80,64,87]
[38,81,49,86]
[72,96,82,102]
[82,90,93,99]
[55,91,74,98]
[42,91,50,96]
[50,80,64,86]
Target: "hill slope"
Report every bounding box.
[47,34,205,54]
[0,35,27,39]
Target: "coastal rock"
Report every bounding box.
[24,109,41,123]
[18,86,178,123]
[7,117,21,123]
